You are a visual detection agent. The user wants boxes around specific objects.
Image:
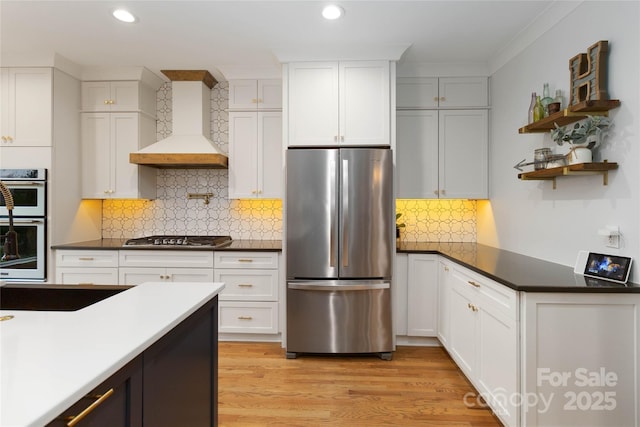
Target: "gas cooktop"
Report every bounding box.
[123,235,232,248]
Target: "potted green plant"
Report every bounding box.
[396,213,406,239]
[550,115,611,164]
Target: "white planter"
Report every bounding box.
[567,147,592,164]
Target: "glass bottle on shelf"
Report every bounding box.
[554,89,564,109]
[541,83,554,116]
[528,92,537,123]
[533,96,545,122]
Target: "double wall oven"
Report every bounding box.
[0,169,47,281]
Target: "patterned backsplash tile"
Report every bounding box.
[102,80,476,242]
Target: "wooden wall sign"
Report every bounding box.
[569,40,609,106]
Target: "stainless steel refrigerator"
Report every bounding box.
[285,147,394,359]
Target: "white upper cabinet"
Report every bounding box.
[396,109,488,199]
[81,112,156,199]
[81,81,156,116]
[397,77,488,109]
[396,110,439,198]
[0,68,52,147]
[287,61,390,146]
[438,109,488,199]
[228,111,283,199]
[228,79,282,110]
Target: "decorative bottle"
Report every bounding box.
[533,96,545,122]
[554,89,564,109]
[528,92,537,123]
[541,83,554,116]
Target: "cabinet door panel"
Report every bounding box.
[288,62,339,146]
[438,77,488,107]
[407,254,438,337]
[439,110,488,199]
[448,280,477,377]
[397,77,439,109]
[7,68,52,147]
[119,268,164,285]
[111,113,140,198]
[396,110,439,198]
[229,80,258,110]
[81,113,111,198]
[167,268,214,282]
[82,81,111,111]
[259,111,283,198]
[110,81,140,112]
[229,112,258,198]
[340,61,390,146]
[258,79,282,110]
[437,260,452,347]
[56,268,119,285]
[478,306,518,427]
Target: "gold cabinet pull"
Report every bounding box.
[78,257,95,261]
[78,282,94,286]
[238,259,253,263]
[467,281,480,288]
[65,388,114,426]
[238,283,253,287]
[237,316,253,320]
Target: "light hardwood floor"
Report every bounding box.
[218,342,503,426]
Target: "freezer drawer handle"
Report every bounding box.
[289,282,390,291]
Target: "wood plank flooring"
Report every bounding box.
[218,342,503,426]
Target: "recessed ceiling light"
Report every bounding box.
[322,5,344,20]
[112,8,137,23]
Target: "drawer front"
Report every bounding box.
[214,251,278,269]
[215,269,278,301]
[119,250,214,268]
[119,267,214,285]
[453,265,517,320]
[55,250,119,268]
[218,302,278,334]
[56,268,119,285]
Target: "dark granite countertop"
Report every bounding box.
[51,239,282,252]
[397,242,640,293]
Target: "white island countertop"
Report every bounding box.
[0,282,224,427]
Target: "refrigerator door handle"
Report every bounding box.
[342,158,349,267]
[329,157,336,268]
[288,282,390,291]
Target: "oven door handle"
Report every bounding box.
[0,182,45,187]
[0,218,44,224]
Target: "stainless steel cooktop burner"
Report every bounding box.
[123,235,232,248]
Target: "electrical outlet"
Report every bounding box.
[605,225,620,249]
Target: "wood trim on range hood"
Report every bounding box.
[129,69,229,169]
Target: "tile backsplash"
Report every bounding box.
[102,80,476,242]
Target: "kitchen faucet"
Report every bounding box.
[0,181,19,261]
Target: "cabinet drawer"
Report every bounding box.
[56,268,119,285]
[56,250,119,268]
[215,269,278,301]
[119,250,214,268]
[218,302,278,334]
[452,265,517,320]
[214,251,278,269]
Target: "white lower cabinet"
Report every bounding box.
[214,251,280,339]
[437,259,453,347]
[55,250,119,285]
[445,262,519,427]
[118,250,214,285]
[407,254,438,337]
[521,293,640,427]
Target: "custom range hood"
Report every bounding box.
[130,70,228,169]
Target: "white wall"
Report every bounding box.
[479,1,640,279]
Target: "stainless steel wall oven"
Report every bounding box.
[0,169,47,281]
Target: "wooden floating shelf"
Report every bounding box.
[518,161,618,190]
[518,99,621,134]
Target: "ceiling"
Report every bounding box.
[0,1,563,81]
